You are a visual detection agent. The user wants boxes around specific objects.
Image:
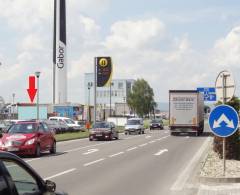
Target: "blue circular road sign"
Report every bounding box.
[209,105,239,137]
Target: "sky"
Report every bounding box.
[0,0,240,104]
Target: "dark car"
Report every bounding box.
[0,121,56,157]
[150,119,164,130]
[89,122,119,141]
[0,151,67,195]
[44,119,69,134]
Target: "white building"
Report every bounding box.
[84,73,135,115]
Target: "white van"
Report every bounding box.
[49,117,82,132]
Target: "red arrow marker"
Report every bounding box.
[27,76,37,103]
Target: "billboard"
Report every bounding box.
[96,57,112,87]
[53,0,67,103]
[18,106,47,120]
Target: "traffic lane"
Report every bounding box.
[50,134,208,195]
[54,128,163,152]
[26,130,170,179]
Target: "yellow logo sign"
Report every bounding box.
[99,58,108,67]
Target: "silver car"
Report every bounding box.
[125,118,144,135]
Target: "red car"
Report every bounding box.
[0,121,56,157]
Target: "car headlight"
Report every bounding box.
[25,138,36,145]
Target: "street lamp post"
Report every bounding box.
[35,71,41,121]
[109,82,113,117]
[87,82,93,123]
[12,93,15,119]
[123,97,126,117]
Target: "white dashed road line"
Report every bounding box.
[84,158,105,167]
[154,149,168,156]
[149,140,156,144]
[24,158,41,163]
[83,149,99,155]
[44,168,76,180]
[109,152,124,158]
[139,143,148,147]
[127,147,138,152]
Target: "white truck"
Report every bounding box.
[169,90,204,136]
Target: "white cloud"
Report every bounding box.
[212,26,240,67]
[104,18,165,50]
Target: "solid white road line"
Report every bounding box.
[44,168,76,180]
[186,136,190,139]
[165,131,169,133]
[83,148,99,155]
[139,143,148,147]
[145,136,152,139]
[154,149,168,156]
[171,137,212,191]
[126,147,137,151]
[84,158,105,167]
[109,152,124,158]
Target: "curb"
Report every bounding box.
[199,176,240,183]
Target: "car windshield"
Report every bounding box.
[64,119,75,124]
[93,122,110,128]
[151,119,160,123]
[8,123,37,134]
[127,120,140,125]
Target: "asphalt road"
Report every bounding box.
[23,126,211,195]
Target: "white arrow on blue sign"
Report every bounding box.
[197,87,216,101]
[209,105,239,137]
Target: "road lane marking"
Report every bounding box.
[44,168,76,180]
[109,152,124,158]
[24,158,41,163]
[139,143,148,147]
[64,142,107,153]
[145,136,151,139]
[186,136,190,139]
[171,137,211,191]
[84,158,105,167]
[127,147,137,151]
[154,149,168,156]
[149,140,156,143]
[83,148,99,155]
[156,135,170,141]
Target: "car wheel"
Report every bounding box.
[35,144,41,157]
[109,134,113,141]
[115,134,119,140]
[89,137,93,141]
[50,141,56,154]
[125,132,128,135]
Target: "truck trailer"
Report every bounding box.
[169,90,204,136]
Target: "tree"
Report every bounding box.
[127,79,156,117]
[213,96,240,160]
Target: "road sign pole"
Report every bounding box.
[94,57,97,126]
[222,73,226,176]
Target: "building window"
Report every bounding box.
[118,82,123,89]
